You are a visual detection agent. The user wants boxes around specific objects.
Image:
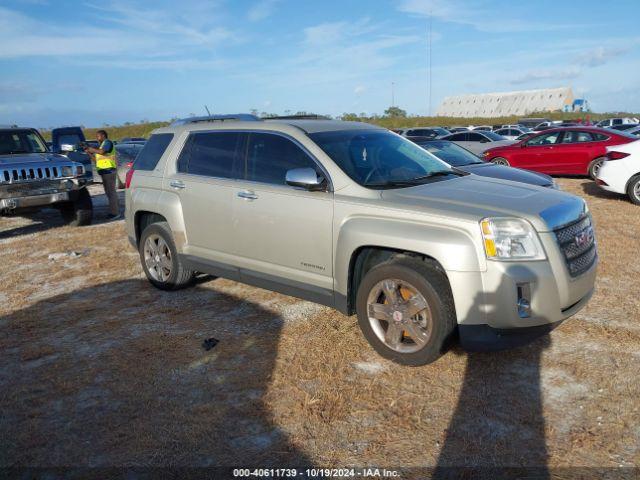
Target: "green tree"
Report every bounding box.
[341,113,359,121]
[384,106,407,118]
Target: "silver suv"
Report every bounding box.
[125,115,597,365]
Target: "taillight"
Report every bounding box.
[606,151,630,160]
[596,178,608,186]
[125,167,135,188]
[125,162,133,168]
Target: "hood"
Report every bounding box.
[381,174,585,232]
[458,163,553,187]
[0,152,71,165]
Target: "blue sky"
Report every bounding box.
[1,0,639,127]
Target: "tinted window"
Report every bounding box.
[57,133,83,147]
[178,132,243,178]
[448,132,467,141]
[482,131,505,141]
[246,133,318,185]
[527,132,561,146]
[467,133,485,142]
[0,130,47,154]
[562,131,594,143]
[134,133,174,171]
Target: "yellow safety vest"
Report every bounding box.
[95,140,117,171]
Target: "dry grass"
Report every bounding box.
[0,179,639,472]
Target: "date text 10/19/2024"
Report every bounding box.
[233,468,400,478]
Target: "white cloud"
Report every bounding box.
[247,0,280,22]
[354,85,366,94]
[510,67,581,85]
[577,46,630,67]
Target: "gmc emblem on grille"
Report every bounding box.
[574,226,594,248]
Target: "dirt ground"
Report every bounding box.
[0,180,638,475]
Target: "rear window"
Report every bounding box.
[134,133,173,171]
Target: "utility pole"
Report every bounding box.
[391,82,395,107]
[428,11,433,116]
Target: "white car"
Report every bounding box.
[441,130,515,155]
[597,117,639,128]
[494,128,526,140]
[596,140,640,204]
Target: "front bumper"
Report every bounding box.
[447,232,597,351]
[0,191,71,210]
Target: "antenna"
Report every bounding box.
[204,105,212,116]
[428,11,433,116]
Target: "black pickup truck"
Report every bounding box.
[0,126,93,226]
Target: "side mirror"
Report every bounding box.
[60,144,75,153]
[285,167,326,191]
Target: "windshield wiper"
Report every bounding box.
[365,170,463,188]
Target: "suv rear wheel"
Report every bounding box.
[139,221,195,290]
[626,175,640,205]
[355,257,456,366]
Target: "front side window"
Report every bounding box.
[448,132,468,141]
[309,129,455,188]
[526,132,561,146]
[177,131,243,179]
[246,132,318,185]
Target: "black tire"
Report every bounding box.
[355,256,456,366]
[626,175,640,205]
[491,157,510,166]
[59,188,93,226]
[139,221,195,290]
[588,157,605,179]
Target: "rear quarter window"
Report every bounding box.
[133,133,174,171]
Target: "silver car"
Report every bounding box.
[125,115,597,365]
[441,130,516,155]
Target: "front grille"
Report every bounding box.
[0,163,75,184]
[554,215,597,277]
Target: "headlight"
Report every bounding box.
[60,166,72,177]
[480,217,546,261]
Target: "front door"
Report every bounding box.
[232,131,334,297]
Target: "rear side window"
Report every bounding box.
[134,133,174,171]
[177,131,243,178]
[448,132,467,141]
[246,132,318,185]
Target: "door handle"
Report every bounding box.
[237,190,258,200]
[170,180,185,189]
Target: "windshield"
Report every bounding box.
[309,129,455,188]
[416,141,483,167]
[0,130,47,155]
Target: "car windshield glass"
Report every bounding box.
[0,130,47,154]
[309,129,456,188]
[416,141,483,167]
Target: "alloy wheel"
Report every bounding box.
[366,278,433,353]
[143,234,172,282]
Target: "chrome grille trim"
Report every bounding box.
[554,214,597,278]
[0,162,77,184]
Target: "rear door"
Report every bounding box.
[165,130,246,265]
[555,130,595,174]
[231,131,334,297]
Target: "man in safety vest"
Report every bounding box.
[84,130,120,220]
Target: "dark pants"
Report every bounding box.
[99,169,119,216]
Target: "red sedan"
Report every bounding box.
[482,127,638,178]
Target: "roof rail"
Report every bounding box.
[171,114,261,126]
[264,114,331,120]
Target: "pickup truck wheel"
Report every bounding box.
[356,257,456,366]
[491,157,510,166]
[139,221,194,290]
[626,175,640,205]
[588,157,605,179]
[59,188,93,226]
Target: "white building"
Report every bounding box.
[436,87,574,118]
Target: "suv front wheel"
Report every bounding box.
[356,257,456,366]
[139,221,195,290]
